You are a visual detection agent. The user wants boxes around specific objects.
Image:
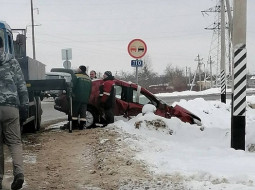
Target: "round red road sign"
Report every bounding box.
[127,39,147,59]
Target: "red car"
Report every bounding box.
[55,78,201,128]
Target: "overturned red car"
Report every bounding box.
[55,77,201,128]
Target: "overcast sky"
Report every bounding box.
[1,0,255,76]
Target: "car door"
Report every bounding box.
[113,81,129,116]
[126,84,158,116]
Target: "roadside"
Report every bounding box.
[2,122,186,190]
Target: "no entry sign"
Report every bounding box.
[127,39,147,59]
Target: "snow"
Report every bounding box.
[110,89,255,189]
[142,104,156,114]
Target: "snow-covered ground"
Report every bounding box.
[111,89,255,190]
[45,88,255,189]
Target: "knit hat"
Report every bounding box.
[79,65,86,73]
[104,71,112,77]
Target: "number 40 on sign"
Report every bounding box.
[131,60,143,67]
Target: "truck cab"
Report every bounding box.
[0,21,15,64]
[0,21,43,132]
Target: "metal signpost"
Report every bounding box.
[62,48,72,69]
[61,48,72,132]
[127,39,147,84]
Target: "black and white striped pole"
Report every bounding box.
[220,0,226,103]
[231,0,247,150]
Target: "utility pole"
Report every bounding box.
[190,66,197,91]
[194,54,203,91]
[202,1,232,91]
[226,0,233,78]
[225,0,233,36]
[186,66,188,89]
[231,0,247,150]
[202,5,220,88]
[188,67,191,89]
[209,56,213,88]
[220,0,226,103]
[30,0,36,59]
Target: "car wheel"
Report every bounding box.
[86,107,98,128]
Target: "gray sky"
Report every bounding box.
[1,0,255,76]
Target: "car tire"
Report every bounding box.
[86,107,98,128]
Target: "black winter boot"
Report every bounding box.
[60,122,70,130]
[11,173,24,190]
[79,121,86,130]
[72,120,79,129]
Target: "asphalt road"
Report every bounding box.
[41,98,67,124]
[159,93,223,105]
[158,91,255,105]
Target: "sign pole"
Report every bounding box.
[127,39,147,85]
[231,0,247,150]
[66,50,69,67]
[136,60,138,84]
[62,48,72,69]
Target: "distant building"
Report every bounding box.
[248,75,255,88]
[148,84,174,94]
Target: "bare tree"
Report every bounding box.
[138,55,158,88]
[117,70,136,82]
[165,64,187,91]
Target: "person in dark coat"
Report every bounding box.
[72,65,92,129]
[99,71,115,125]
[60,65,92,130]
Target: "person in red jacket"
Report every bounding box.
[99,71,115,125]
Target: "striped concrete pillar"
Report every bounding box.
[220,70,226,103]
[231,44,247,150]
[231,0,247,150]
[220,0,226,103]
[233,44,247,116]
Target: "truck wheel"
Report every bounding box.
[40,94,44,101]
[86,107,98,128]
[20,123,24,134]
[25,97,38,133]
[36,96,42,131]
